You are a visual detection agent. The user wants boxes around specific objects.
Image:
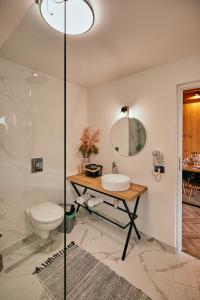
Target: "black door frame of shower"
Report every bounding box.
[64,1,67,300]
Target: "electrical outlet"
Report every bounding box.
[154,165,165,173]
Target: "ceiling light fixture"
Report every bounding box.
[189,91,200,100]
[36,0,94,35]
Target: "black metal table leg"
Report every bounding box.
[70,183,92,214]
[69,180,143,261]
[83,187,87,194]
[71,182,81,212]
[71,182,82,197]
[122,221,133,260]
[76,203,81,213]
[122,196,141,260]
[84,202,92,214]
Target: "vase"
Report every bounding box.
[81,155,90,174]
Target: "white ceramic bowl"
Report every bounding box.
[102,174,131,191]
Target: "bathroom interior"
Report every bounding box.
[1,1,200,299]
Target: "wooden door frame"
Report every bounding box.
[176,79,200,253]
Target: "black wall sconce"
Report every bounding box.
[121,106,129,116]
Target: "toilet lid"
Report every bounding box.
[29,202,64,223]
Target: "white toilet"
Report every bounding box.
[25,201,64,240]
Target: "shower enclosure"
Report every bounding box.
[0,2,66,299]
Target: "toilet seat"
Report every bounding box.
[29,201,64,224]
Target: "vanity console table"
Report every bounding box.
[67,174,147,260]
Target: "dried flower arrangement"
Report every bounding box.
[79,127,100,158]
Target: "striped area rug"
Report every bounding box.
[34,242,151,300]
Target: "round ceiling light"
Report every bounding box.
[39,0,94,35]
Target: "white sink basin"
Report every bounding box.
[101,174,131,192]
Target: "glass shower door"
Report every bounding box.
[0,1,65,299]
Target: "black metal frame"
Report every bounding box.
[70,181,141,260]
[64,1,67,299]
[183,201,200,208]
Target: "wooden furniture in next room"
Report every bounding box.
[182,164,200,206]
[183,164,200,174]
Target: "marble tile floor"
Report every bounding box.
[0,233,62,300]
[1,209,200,300]
[3,236,54,273]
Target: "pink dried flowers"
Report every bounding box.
[79,127,100,158]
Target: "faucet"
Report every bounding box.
[112,161,118,174]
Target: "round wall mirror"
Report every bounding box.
[110,117,146,157]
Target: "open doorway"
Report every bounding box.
[182,88,200,259]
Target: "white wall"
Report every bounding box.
[0,0,33,49]
[66,82,88,203]
[87,53,200,247]
[0,58,87,249]
[67,83,87,175]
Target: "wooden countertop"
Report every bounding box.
[67,174,147,202]
[183,164,200,173]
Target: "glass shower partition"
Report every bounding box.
[0,2,65,299]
